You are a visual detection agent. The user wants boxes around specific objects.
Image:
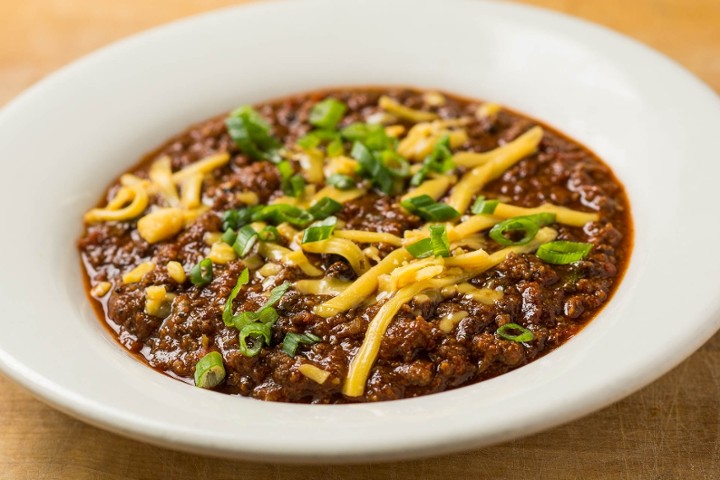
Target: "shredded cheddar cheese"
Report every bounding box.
[149,156,180,208]
[122,261,155,284]
[137,208,185,244]
[342,227,558,397]
[314,248,413,318]
[166,261,186,284]
[379,95,438,123]
[334,230,404,247]
[298,364,331,384]
[90,281,112,297]
[448,126,544,213]
[301,238,369,275]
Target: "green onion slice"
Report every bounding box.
[401,195,460,221]
[221,228,238,246]
[278,160,305,198]
[302,216,337,244]
[536,241,593,265]
[190,258,213,286]
[471,196,500,215]
[262,281,292,312]
[308,197,343,219]
[258,225,280,242]
[497,323,535,342]
[233,225,258,257]
[226,105,282,163]
[429,224,450,257]
[351,141,395,195]
[341,123,395,151]
[488,213,556,246]
[410,134,454,186]
[406,238,434,259]
[222,206,259,231]
[406,225,450,259]
[326,137,345,157]
[222,268,250,325]
[238,322,272,357]
[326,173,355,190]
[194,351,226,389]
[251,204,314,227]
[309,98,347,130]
[282,332,322,356]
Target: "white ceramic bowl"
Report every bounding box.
[1,0,719,463]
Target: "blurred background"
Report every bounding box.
[0,1,717,479]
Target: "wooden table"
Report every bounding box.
[1,1,718,478]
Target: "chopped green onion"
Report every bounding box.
[190,258,213,286]
[251,204,314,227]
[225,105,282,163]
[278,160,305,198]
[406,238,433,259]
[351,141,395,195]
[406,225,450,259]
[310,98,347,130]
[222,207,258,231]
[429,224,450,257]
[496,323,535,342]
[223,268,250,325]
[341,123,394,150]
[238,322,272,357]
[233,225,258,257]
[536,241,593,265]
[326,173,355,190]
[380,149,410,178]
[410,134,454,186]
[223,277,292,357]
[262,281,292,312]
[471,196,500,215]
[302,216,337,244]
[282,332,322,356]
[401,195,460,221]
[326,138,345,157]
[297,129,341,150]
[258,225,280,242]
[222,209,240,231]
[221,228,238,246]
[194,351,225,389]
[308,197,343,219]
[488,213,556,246]
[297,134,321,149]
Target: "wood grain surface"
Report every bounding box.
[1,0,719,478]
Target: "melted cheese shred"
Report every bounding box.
[379,95,438,123]
[314,248,413,318]
[342,227,558,397]
[297,148,325,184]
[301,238,369,275]
[298,364,331,385]
[258,243,323,277]
[171,153,230,183]
[334,230,404,247]
[492,202,599,227]
[148,156,180,208]
[84,184,149,223]
[295,278,352,296]
[311,186,366,205]
[180,173,204,209]
[397,120,469,161]
[448,126,544,213]
[401,176,455,202]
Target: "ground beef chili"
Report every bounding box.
[78,87,632,403]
